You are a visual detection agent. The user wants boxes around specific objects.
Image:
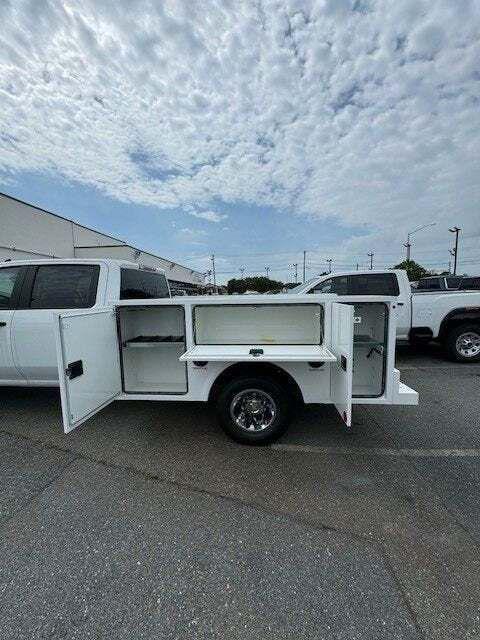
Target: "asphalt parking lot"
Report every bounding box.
[0,343,479,640]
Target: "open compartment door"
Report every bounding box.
[330,303,354,426]
[55,308,122,433]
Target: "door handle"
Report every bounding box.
[65,360,84,380]
[0,322,7,327]
[397,302,404,306]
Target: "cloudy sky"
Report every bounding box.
[1,0,479,282]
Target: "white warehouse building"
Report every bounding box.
[0,192,204,292]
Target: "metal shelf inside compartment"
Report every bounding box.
[124,335,184,348]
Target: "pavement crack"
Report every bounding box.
[0,427,380,547]
[0,451,79,530]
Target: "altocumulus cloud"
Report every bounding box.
[0,0,479,242]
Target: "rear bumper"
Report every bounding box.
[392,381,419,405]
[391,368,418,405]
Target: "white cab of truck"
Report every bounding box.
[291,270,480,362]
[0,259,170,386]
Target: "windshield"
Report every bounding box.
[289,278,318,293]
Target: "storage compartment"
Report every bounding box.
[118,306,187,394]
[193,304,324,345]
[352,303,387,397]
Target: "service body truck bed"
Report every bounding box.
[55,294,417,444]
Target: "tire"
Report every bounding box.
[445,324,480,363]
[215,376,291,445]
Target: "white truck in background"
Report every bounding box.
[0,259,170,386]
[291,270,480,362]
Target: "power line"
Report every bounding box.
[178,235,480,264]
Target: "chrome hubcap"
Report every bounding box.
[230,389,276,432]
[456,332,480,358]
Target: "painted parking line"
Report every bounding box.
[270,444,480,458]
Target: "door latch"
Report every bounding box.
[65,360,83,380]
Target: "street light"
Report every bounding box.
[449,226,461,275]
[404,222,436,261]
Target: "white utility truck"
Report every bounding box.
[291,270,480,362]
[0,259,170,386]
[53,294,417,444]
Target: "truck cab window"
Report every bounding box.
[446,277,461,289]
[30,265,99,309]
[310,273,399,296]
[120,269,170,299]
[348,274,400,296]
[0,267,23,309]
[310,276,349,295]
[419,278,441,290]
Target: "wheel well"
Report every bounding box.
[439,311,480,342]
[208,362,304,405]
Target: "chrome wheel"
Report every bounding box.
[456,331,480,358]
[230,389,276,432]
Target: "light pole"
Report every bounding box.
[368,252,374,270]
[449,226,461,275]
[265,266,270,279]
[326,259,332,273]
[404,223,436,262]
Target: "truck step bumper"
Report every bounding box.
[392,381,419,405]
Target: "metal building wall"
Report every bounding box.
[0,193,203,286]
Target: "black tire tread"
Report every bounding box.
[215,376,291,445]
[445,324,480,363]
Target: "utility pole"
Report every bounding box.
[326,259,332,273]
[449,249,455,275]
[302,251,306,282]
[449,227,461,275]
[368,252,374,270]
[290,263,298,283]
[265,266,270,279]
[210,254,216,293]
